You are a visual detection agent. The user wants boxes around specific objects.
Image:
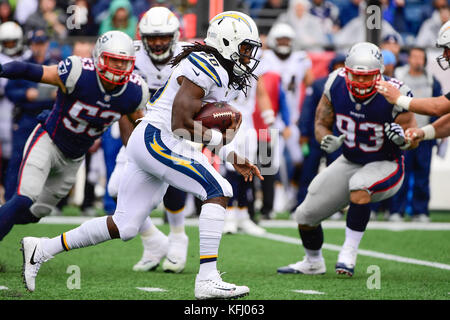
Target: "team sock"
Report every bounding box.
[298,224,324,262]
[0,194,33,241]
[198,203,225,279]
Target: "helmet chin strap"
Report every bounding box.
[149,48,171,63]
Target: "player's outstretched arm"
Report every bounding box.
[0,62,66,93]
[377,80,450,116]
[406,113,450,142]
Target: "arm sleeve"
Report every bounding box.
[446,92,450,101]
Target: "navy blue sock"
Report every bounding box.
[346,203,371,232]
[0,194,33,241]
[298,224,323,250]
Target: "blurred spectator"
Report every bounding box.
[67,0,99,36]
[14,0,38,25]
[0,0,14,23]
[416,4,449,48]
[99,0,138,39]
[389,47,443,222]
[309,0,340,35]
[338,0,363,28]
[71,40,93,58]
[256,0,289,35]
[382,49,397,77]
[334,12,402,50]
[24,0,68,40]
[276,0,329,50]
[4,29,58,201]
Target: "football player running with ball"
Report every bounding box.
[277,42,418,277]
[20,11,263,300]
[0,31,148,241]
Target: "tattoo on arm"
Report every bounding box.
[314,95,335,143]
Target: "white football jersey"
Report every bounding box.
[142,50,238,133]
[260,49,311,123]
[134,40,189,94]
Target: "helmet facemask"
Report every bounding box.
[141,32,178,63]
[436,47,450,70]
[345,67,381,100]
[96,51,136,85]
[230,39,261,80]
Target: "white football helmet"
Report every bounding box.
[204,11,261,78]
[344,42,384,99]
[436,20,450,70]
[0,21,23,57]
[138,6,180,63]
[267,23,295,56]
[92,31,136,85]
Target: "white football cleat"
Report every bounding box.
[277,256,326,275]
[335,245,358,277]
[237,218,266,236]
[162,232,188,273]
[21,237,53,292]
[132,230,169,272]
[195,271,249,300]
[223,213,238,234]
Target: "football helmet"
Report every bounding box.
[138,6,180,63]
[436,20,450,71]
[267,23,295,56]
[93,31,136,85]
[0,21,23,57]
[204,11,261,79]
[344,42,384,99]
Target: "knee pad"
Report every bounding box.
[112,213,140,241]
[294,204,315,226]
[30,202,56,218]
[107,179,119,198]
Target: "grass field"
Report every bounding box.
[0,211,449,304]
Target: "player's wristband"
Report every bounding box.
[261,109,275,126]
[206,129,222,146]
[421,124,436,140]
[395,95,413,111]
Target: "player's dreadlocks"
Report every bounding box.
[170,42,252,95]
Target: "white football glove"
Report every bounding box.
[384,122,410,150]
[320,134,345,154]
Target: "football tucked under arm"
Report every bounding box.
[194,102,241,133]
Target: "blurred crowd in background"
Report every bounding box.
[0,0,448,225]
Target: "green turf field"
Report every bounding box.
[0,213,449,301]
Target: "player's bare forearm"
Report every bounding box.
[119,110,144,146]
[256,77,273,112]
[410,96,450,117]
[314,94,334,143]
[431,114,450,139]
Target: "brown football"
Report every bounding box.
[194,102,241,132]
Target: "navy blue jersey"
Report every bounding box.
[324,68,412,165]
[42,56,149,159]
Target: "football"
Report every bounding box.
[194,102,241,132]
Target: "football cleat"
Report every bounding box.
[132,230,169,272]
[162,232,189,273]
[237,218,266,236]
[277,256,326,275]
[223,213,238,234]
[21,237,53,292]
[335,245,358,277]
[194,271,249,300]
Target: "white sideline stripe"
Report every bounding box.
[254,232,450,271]
[136,287,167,292]
[0,286,8,290]
[39,217,450,231]
[292,290,325,295]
